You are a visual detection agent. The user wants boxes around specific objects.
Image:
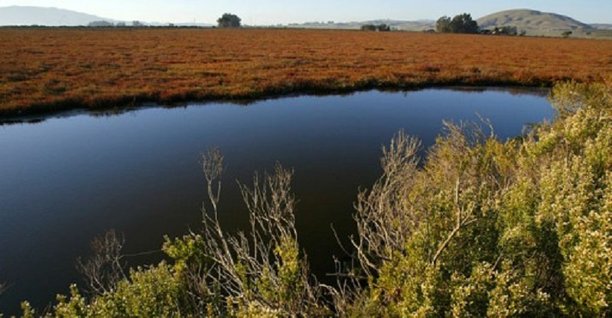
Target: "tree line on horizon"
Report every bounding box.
[81,12,529,36]
[85,12,490,34]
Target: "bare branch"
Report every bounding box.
[188,152,328,315]
[202,147,224,217]
[76,229,127,295]
[351,131,421,276]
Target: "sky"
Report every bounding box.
[0,0,610,24]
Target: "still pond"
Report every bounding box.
[0,88,554,313]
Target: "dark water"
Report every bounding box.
[0,88,553,313]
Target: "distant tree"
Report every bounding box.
[562,30,573,38]
[132,20,144,27]
[378,24,391,32]
[116,22,127,27]
[361,24,391,32]
[361,24,377,31]
[505,26,518,35]
[449,13,479,33]
[436,16,452,33]
[217,13,242,28]
[437,13,479,34]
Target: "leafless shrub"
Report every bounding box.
[76,229,127,295]
[352,131,421,276]
[320,132,422,313]
[188,150,328,316]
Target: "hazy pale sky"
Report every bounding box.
[0,0,610,24]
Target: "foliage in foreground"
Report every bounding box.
[11,82,611,317]
[347,81,610,317]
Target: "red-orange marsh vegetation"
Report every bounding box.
[1,28,611,116]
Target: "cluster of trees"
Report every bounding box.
[436,13,479,33]
[217,13,241,28]
[435,14,531,36]
[9,82,611,317]
[360,24,391,32]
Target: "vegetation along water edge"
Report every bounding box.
[4,81,609,317]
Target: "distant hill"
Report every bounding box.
[289,9,611,38]
[0,6,212,27]
[477,9,594,36]
[287,10,611,37]
[0,6,115,26]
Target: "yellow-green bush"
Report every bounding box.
[349,82,610,317]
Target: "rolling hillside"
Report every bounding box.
[477,9,594,36]
[0,6,114,26]
[0,6,211,27]
[287,9,610,37]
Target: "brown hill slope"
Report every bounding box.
[477,9,595,37]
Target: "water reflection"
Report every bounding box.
[0,87,549,126]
